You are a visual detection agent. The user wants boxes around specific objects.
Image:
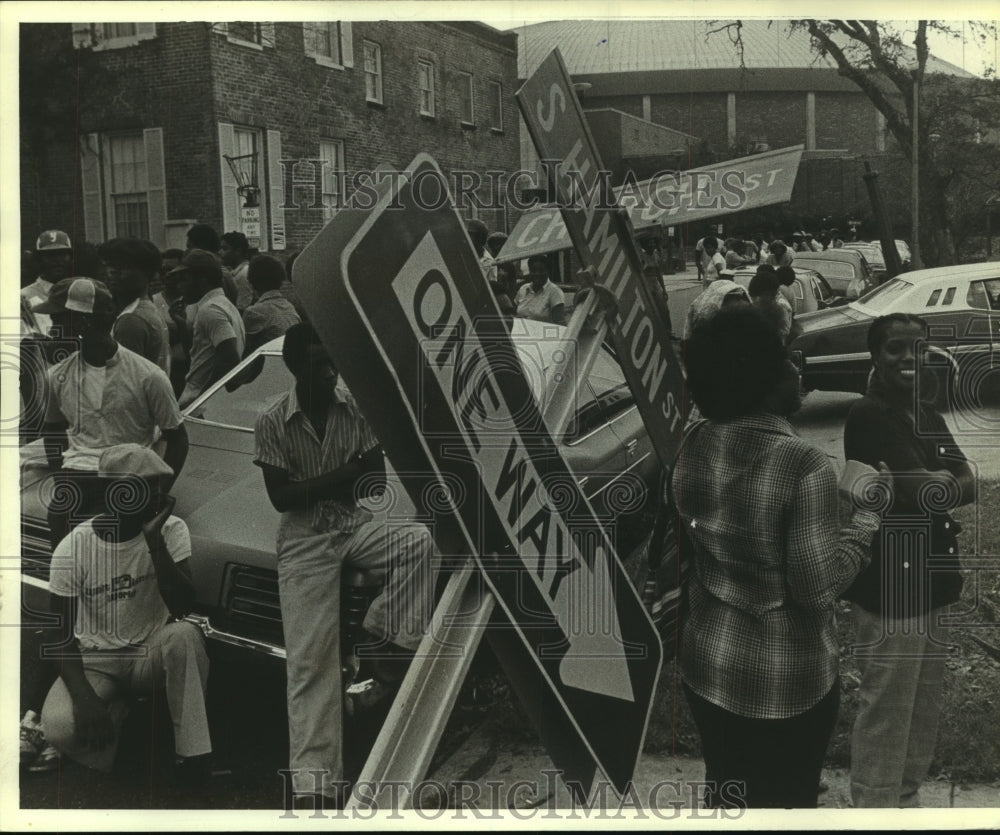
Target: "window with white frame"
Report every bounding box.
[106,133,150,239]
[458,72,474,124]
[418,60,435,117]
[72,23,157,51]
[319,139,346,220]
[304,22,353,68]
[488,81,503,131]
[364,41,383,103]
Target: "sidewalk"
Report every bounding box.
[428,725,1000,811]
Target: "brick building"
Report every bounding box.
[511,20,974,228]
[20,21,519,253]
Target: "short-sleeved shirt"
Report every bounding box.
[253,383,378,534]
[843,391,968,616]
[701,252,726,283]
[49,516,190,650]
[243,290,301,351]
[113,298,171,375]
[672,415,880,718]
[180,287,245,408]
[514,280,565,323]
[45,346,182,471]
[229,261,254,312]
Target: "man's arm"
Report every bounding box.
[160,424,189,486]
[43,421,69,470]
[208,337,241,386]
[48,593,115,751]
[259,446,385,513]
[142,497,197,617]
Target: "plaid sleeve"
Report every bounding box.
[253,405,289,470]
[785,448,881,611]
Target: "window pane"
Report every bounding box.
[109,134,147,193]
[113,195,149,239]
[459,73,473,122]
[942,287,956,305]
[191,354,292,428]
[489,81,502,129]
[101,23,138,39]
[229,22,261,43]
[364,42,382,101]
[319,140,344,218]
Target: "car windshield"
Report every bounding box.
[856,278,913,311]
[186,353,292,429]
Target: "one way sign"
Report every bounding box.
[293,154,662,794]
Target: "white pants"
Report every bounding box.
[277,512,435,794]
[41,620,211,772]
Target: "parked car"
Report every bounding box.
[21,318,667,659]
[790,262,1000,400]
[789,249,878,300]
[724,266,843,314]
[843,242,888,281]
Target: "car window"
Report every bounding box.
[942,287,956,306]
[187,354,291,429]
[588,350,634,420]
[967,281,992,311]
[793,280,804,300]
[985,279,1000,311]
[926,289,942,307]
[797,260,855,280]
[858,278,913,312]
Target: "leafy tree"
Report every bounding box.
[711,20,1000,266]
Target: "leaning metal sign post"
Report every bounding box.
[516,48,688,469]
[293,154,663,807]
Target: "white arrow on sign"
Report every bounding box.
[392,231,635,703]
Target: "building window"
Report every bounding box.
[488,81,503,131]
[458,72,474,125]
[319,139,345,220]
[106,133,150,239]
[72,23,157,51]
[227,22,264,47]
[304,22,353,68]
[364,41,383,103]
[418,60,435,117]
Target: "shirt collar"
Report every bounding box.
[256,289,283,301]
[715,412,796,437]
[117,298,140,318]
[282,383,346,423]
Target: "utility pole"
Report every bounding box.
[911,76,922,269]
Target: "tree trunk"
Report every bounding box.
[921,174,957,267]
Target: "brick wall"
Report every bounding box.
[735,92,808,151]
[815,91,878,152]
[209,21,520,249]
[650,93,727,152]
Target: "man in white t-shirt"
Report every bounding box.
[35,277,189,550]
[40,444,212,778]
[22,229,74,338]
[514,256,566,324]
[700,237,727,287]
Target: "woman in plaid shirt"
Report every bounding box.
[674,306,888,808]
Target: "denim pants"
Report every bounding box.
[276,511,435,795]
[41,620,211,772]
[850,605,953,807]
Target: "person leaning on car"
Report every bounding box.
[842,313,975,808]
[253,321,436,807]
[33,277,188,551]
[673,305,889,808]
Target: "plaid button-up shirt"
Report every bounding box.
[672,414,880,719]
[253,383,377,534]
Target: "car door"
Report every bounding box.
[963,278,1000,369]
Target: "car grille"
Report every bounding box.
[223,564,285,648]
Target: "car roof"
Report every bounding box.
[793,250,863,263]
[892,262,1000,282]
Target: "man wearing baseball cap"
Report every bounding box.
[34,277,188,550]
[40,444,212,779]
[170,249,245,409]
[22,229,73,338]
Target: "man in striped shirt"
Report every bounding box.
[253,322,434,806]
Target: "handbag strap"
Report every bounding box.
[647,420,706,570]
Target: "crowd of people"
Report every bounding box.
[17,218,973,812]
[18,225,435,808]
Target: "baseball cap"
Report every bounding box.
[167,249,223,283]
[33,277,115,315]
[98,443,175,480]
[35,230,73,252]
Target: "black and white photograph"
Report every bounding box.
[3,1,999,828]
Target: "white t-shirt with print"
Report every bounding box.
[49,516,191,651]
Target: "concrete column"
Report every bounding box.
[642,94,651,122]
[727,92,736,149]
[806,92,816,150]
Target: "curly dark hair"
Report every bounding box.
[685,305,788,419]
[866,313,927,357]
